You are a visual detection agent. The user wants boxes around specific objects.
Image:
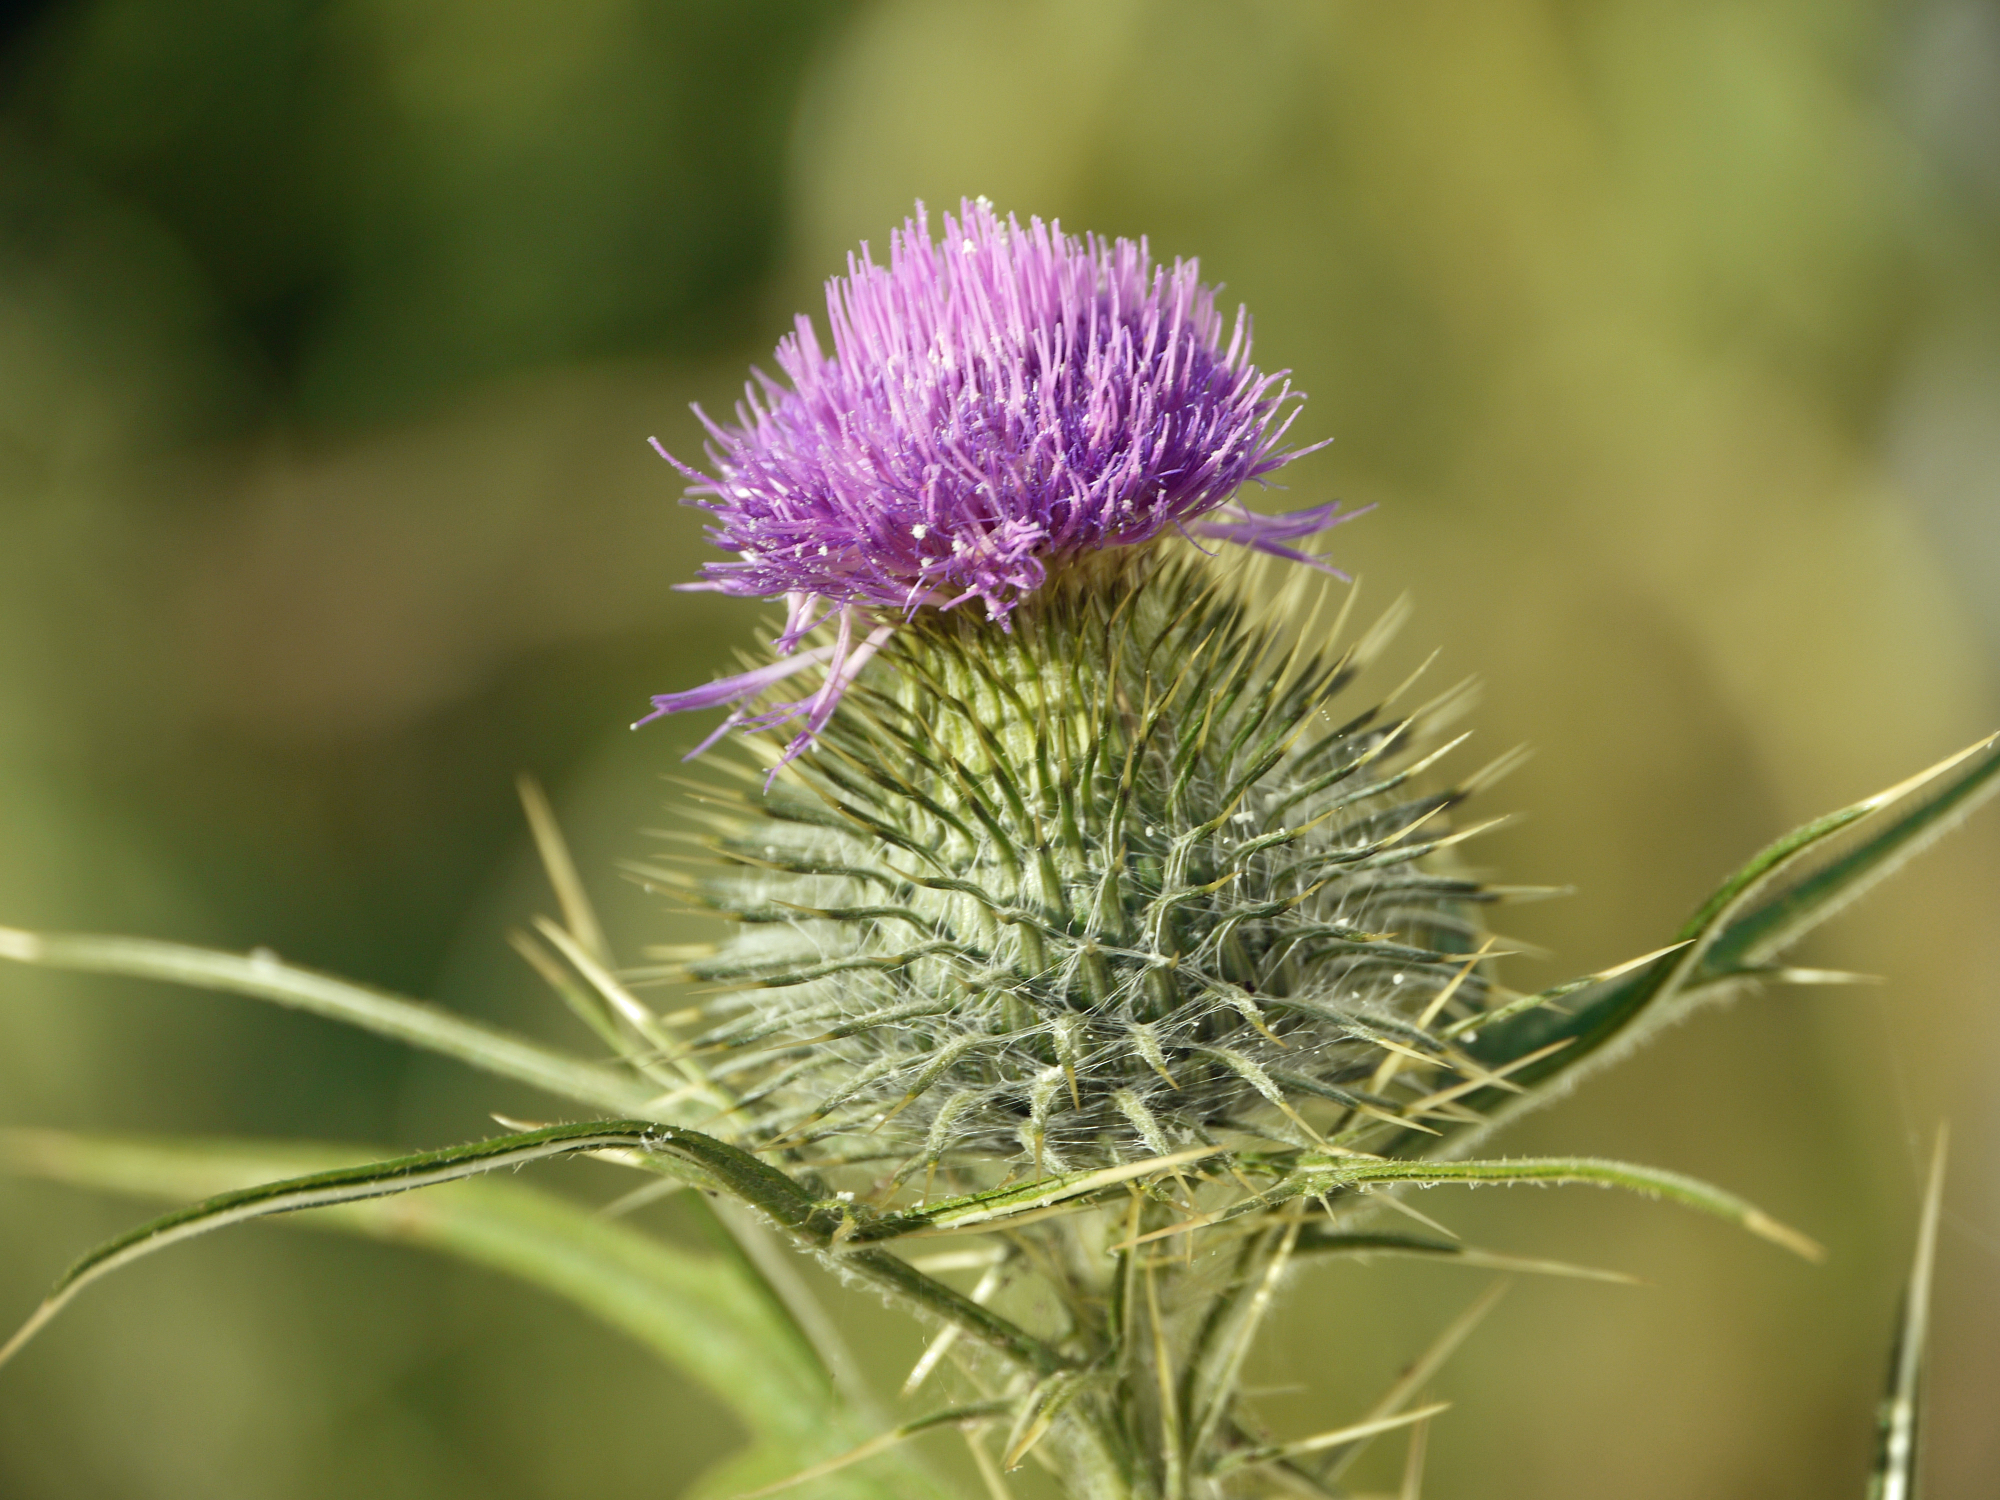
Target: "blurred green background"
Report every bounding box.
[2,1,1998,1496]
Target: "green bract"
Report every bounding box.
[666,546,1507,1178]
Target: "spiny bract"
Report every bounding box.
[653,546,1507,1178]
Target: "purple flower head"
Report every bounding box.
[639,198,1362,762]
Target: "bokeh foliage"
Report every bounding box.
[1,2,1997,1498]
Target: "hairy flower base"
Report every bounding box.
[656,545,1514,1179]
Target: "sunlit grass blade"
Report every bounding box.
[1868,1127,1948,1500]
[0,1120,687,1371]
[0,1126,831,1436]
[0,927,655,1113]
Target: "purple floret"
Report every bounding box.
[641,198,1360,762]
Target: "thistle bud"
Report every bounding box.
[682,547,1489,1182]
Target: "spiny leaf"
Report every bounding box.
[0,1114,1068,1393]
[1457,733,2000,1114]
[1311,1157,1824,1260]
[1001,1369,1096,1470]
[0,1131,960,1500]
[901,1260,1009,1397]
[0,928,654,1114]
[1694,736,2000,982]
[837,1244,1072,1378]
[0,1129,817,1410]
[1136,1155,1820,1262]
[0,1121,685,1371]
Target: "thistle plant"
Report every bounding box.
[3,201,1995,1500]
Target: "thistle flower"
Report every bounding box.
[639,198,1359,759]
[4,200,1989,1500]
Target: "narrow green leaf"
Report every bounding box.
[702,1197,882,1424]
[1868,1127,1947,1500]
[0,1126,828,1433]
[1694,736,2000,982]
[1455,946,1685,1096]
[1458,734,2000,1111]
[1308,1156,1823,1260]
[0,1121,687,1371]
[0,928,655,1114]
[516,772,614,967]
[1155,1156,1820,1263]
[394,1115,1078,1384]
